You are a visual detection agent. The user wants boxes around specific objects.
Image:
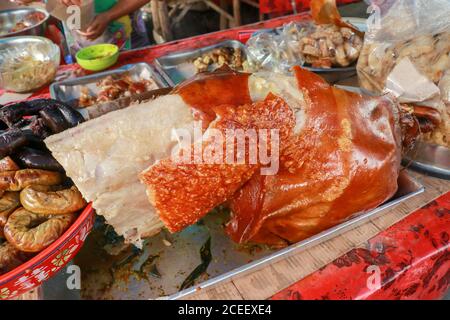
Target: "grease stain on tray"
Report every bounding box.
[75,209,269,300]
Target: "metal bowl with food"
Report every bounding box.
[0,7,49,38]
[0,36,60,93]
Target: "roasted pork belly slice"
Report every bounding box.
[140,95,295,233]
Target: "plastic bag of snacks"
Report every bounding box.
[357,0,450,146]
[287,21,363,68]
[245,0,364,73]
[245,23,307,73]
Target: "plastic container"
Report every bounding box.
[76,44,119,72]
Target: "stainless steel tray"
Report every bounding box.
[155,40,247,86]
[50,62,170,117]
[403,141,450,180]
[305,65,356,84]
[72,171,423,300]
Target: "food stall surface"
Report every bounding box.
[1,3,448,300]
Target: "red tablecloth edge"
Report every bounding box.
[259,0,361,15]
[271,192,450,300]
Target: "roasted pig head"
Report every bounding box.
[227,67,402,246]
[141,66,403,246]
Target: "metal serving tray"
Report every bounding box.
[403,141,450,180]
[50,62,169,117]
[155,40,247,86]
[70,171,423,300]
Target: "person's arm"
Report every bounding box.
[9,0,41,5]
[78,0,149,40]
[60,0,81,6]
[100,0,149,22]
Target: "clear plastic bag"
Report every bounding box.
[245,25,306,74]
[357,0,450,96]
[246,20,363,73]
[357,0,450,146]
[245,0,364,73]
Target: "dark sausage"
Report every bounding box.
[55,102,85,126]
[0,129,28,159]
[0,101,46,127]
[13,147,64,172]
[39,107,70,134]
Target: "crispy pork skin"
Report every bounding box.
[140,95,295,232]
[141,68,401,246]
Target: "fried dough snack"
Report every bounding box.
[4,208,75,252]
[0,241,28,275]
[141,95,295,232]
[0,192,20,227]
[0,169,63,192]
[20,185,86,215]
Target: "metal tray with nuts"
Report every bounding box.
[155,40,247,86]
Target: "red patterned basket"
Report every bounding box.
[0,204,95,299]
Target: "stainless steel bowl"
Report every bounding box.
[0,7,50,38]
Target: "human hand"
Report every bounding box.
[77,12,111,40]
[10,0,36,5]
[59,0,82,6]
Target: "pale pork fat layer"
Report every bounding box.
[45,95,195,246]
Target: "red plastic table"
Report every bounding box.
[1,12,448,300]
[259,0,360,15]
[272,193,449,300]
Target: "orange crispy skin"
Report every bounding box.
[226,67,401,246]
[140,96,295,233]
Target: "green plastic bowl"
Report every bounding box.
[76,44,119,71]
